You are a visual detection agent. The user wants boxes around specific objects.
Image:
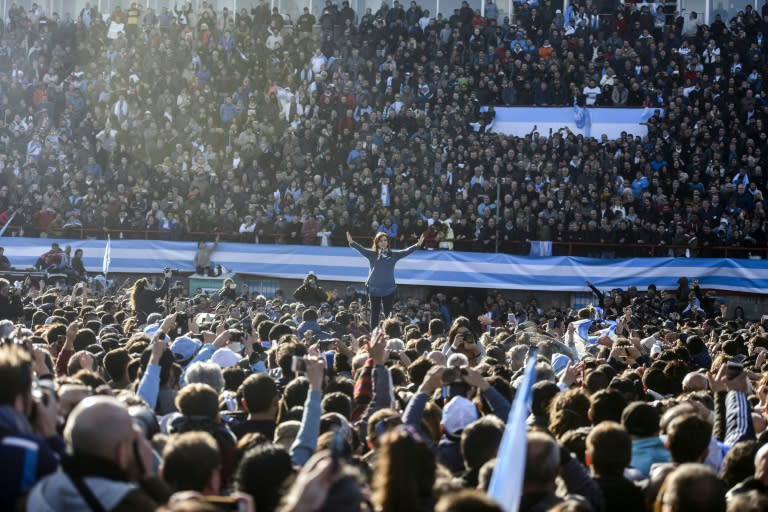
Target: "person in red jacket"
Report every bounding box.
[34,242,64,271]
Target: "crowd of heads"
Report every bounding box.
[0,263,765,510]
[0,0,763,256]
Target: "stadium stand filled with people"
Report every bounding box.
[0,0,763,257]
[0,1,766,510]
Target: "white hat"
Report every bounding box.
[386,338,406,352]
[441,395,479,435]
[210,347,241,368]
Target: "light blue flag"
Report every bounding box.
[573,100,586,129]
[588,320,617,345]
[583,106,592,138]
[572,318,594,344]
[488,348,539,512]
[573,100,592,138]
[102,235,111,277]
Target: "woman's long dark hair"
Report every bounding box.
[446,316,473,345]
[129,278,149,313]
[372,427,436,512]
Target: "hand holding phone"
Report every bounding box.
[292,355,307,373]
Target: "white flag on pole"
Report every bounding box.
[102,235,111,276]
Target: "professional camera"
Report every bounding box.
[441,367,470,399]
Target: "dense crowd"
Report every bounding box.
[0,0,764,256]
[0,264,766,512]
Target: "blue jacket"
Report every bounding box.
[630,436,670,477]
[297,320,330,340]
[631,176,650,197]
[349,240,420,297]
[218,102,238,123]
[290,389,322,467]
[0,405,64,509]
[725,390,756,446]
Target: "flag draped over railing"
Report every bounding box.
[488,349,538,512]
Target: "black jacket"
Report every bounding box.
[134,278,170,323]
[593,474,645,512]
[0,292,23,321]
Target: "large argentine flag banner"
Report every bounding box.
[0,238,765,294]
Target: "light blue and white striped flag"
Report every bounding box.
[102,235,111,277]
[571,318,618,346]
[488,348,538,512]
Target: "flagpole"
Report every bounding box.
[0,211,18,237]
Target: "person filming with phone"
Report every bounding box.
[0,277,24,321]
[0,344,62,510]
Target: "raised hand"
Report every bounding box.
[461,366,490,391]
[305,357,325,391]
[369,327,388,365]
[419,365,447,395]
